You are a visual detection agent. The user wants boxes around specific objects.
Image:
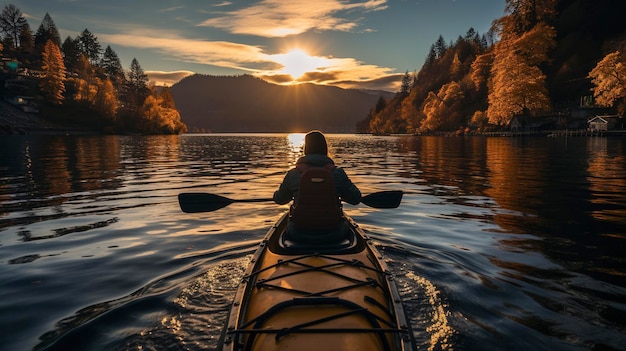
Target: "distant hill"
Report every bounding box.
[170,74,392,132]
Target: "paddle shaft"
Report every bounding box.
[178,190,402,213]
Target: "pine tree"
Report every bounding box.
[34,12,61,51]
[424,44,437,68]
[40,40,66,104]
[400,71,412,96]
[76,28,101,65]
[126,58,150,112]
[17,23,34,65]
[61,36,81,72]
[434,35,447,59]
[100,45,125,86]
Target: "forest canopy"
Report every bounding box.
[0,5,186,134]
[359,0,626,135]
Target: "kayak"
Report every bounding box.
[218,211,415,351]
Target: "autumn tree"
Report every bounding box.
[40,40,66,104]
[488,51,550,125]
[588,51,626,114]
[421,81,465,131]
[487,2,556,125]
[450,52,462,79]
[94,78,118,120]
[470,53,493,92]
[0,4,26,49]
[139,87,187,134]
[158,86,176,109]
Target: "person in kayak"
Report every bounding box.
[274,130,361,244]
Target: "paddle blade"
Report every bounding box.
[360,190,403,209]
[178,193,234,213]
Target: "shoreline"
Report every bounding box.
[0,100,96,135]
[2,102,625,137]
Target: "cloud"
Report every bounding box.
[101,31,272,70]
[262,74,296,85]
[198,0,388,37]
[159,6,184,12]
[332,73,404,91]
[146,70,195,86]
[101,29,398,90]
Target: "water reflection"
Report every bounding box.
[396,136,626,287]
[0,134,625,351]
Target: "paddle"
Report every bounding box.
[178,190,403,213]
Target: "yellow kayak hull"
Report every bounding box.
[220,212,414,351]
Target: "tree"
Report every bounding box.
[100,45,125,86]
[0,4,27,49]
[421,81,465,131]
[487,50,550,125]
[424,44,437,68]
[17,23,34,65]
[125,58,150,112]
[61,36,81,72]
[34,12,61,51]
[139,87,186,134]
[400,71,412,96]
[76,28,101,65]
[470,53,493,92]
[450,52,462,78]
[487,9,556,126]
[588,51,626,114]
[158,86,176,109]
[40,40,66,104]
[94,78,118,120]
[503,0,557,35]
[434,35,447,59]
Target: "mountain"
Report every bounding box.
[170,74,392,133]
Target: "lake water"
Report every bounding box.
[1,134,625,351]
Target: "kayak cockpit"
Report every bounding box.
[220,212,414,351]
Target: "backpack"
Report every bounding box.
[290,164,343,231]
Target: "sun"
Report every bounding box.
[274,49,326,80]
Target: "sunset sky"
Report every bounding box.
[12,0,505,91]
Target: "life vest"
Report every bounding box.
[290,163,343,231]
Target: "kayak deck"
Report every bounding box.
[221,212,413,351]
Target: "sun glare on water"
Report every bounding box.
[287,133,306,150]
[287,133,306,164]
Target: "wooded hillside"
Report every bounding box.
[359,0,626,135]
